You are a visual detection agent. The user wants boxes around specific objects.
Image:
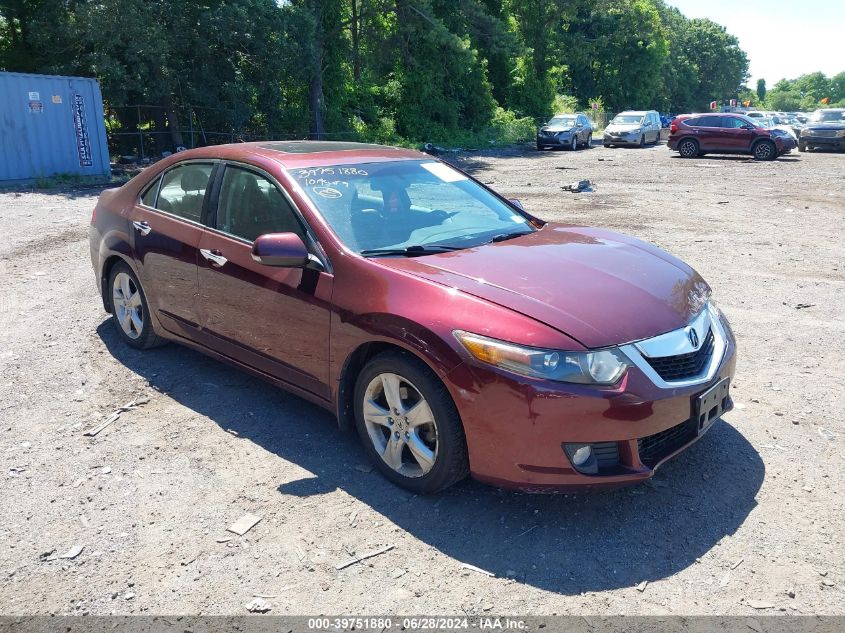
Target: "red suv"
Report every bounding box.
[668,113,796,160]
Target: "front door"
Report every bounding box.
[129,161,215,338]
[195,164,333,399]
[719,116,756,151]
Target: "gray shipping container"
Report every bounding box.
[0,71,110,183]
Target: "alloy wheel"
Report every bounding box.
[679,140,698,158]
[362,372,439,478]
[111,271,144,340]
[570,135,578,151]
[754,141,774,160]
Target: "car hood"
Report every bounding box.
[540,126,575,133]
[376,224,710,348]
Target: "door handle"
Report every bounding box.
[132,221,152,236]
[200,248,228,267]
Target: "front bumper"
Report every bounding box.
[445,314,738,492]
[603,131,641,146]
[537,133,573,147]
[777,136,797,152]
[801,134,845,149]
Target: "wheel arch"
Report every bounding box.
[336,338,461,432]
[99,253,136,313]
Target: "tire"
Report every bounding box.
[353,351,469,494]
[639,134,646,148]
[570,135,578,151]
[536,141,544,151]
[584,132,593,149]
[108,261,163,349]
[678,138,699,158]
[798,141,806,152]
[752,140,777,161]
[604,142,613,148]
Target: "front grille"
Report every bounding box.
[637,419,697,468]
[809,129,838,137]
[644,328,714,381]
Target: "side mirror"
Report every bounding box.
[252,232,309,268]
[509,199,525,210]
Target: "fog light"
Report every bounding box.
[571,445,592,467]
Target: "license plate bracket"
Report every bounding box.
[694,377,730,435]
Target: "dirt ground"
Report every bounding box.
[0,142,843,617]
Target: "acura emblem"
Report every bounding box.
[688,328,699,348]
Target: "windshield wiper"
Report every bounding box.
[489,231,531,244]
[360,244,465,257]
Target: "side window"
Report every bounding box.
[722,117,745,129]
[697,116,721,127]
[684,117,700,127]
[216,166,306,243]
[156,163,213,222]
[140,177,160,207]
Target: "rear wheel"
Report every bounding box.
[678,138,699,158]
[108,262,162,349]
[752,140,777,161]
[354,351,469,494]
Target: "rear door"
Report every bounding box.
[195,162,333,399]
[691,115,723,150]
[129,161,215,339]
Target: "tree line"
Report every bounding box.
[751,73,845,112]
[1,0,752,149]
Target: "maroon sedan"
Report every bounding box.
[89,142,736,493]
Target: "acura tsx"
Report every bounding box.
[89,141,736,493]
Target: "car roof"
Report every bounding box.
[160,141,426,169]
[616,110,650,115]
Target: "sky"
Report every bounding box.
[667,0,844,87]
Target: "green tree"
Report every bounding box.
[756,78,766,103]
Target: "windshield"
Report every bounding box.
[809,110,845,123]
[290,160,534,255]
[611,115,644,125]
[547,116,577,127]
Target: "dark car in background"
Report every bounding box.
[536,113,594,150]
[798,108,845,152]
[89,141,736,494]
[668,113,796,160]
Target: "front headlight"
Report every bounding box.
[838,130,845,138]
[453,330,629,385]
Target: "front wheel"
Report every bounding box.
[354,351,469,494]
[752,140,777,161]
[583,132,593,148]
[536,141,544,151]
[639,135,646,148]
[569,135,578,151]
[798,140,807,152]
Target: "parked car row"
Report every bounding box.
[536,107,844,159]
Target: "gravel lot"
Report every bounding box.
[0,142,843,616]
